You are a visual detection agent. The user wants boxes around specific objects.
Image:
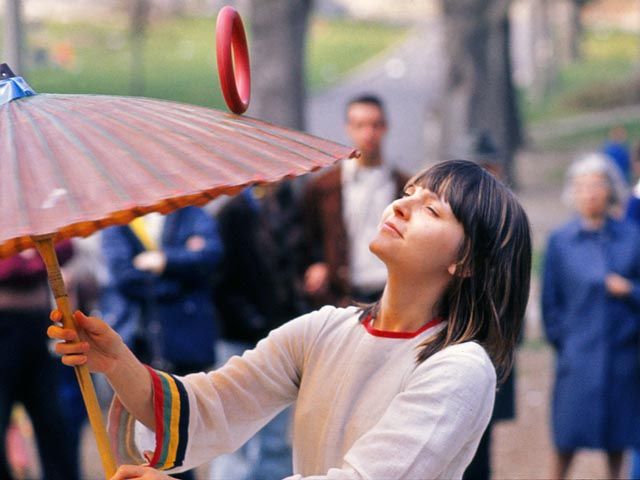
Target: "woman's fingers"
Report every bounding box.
[50,309,62,323]
[54,340,89,356]
[61,354,88,367]
[73,310,108,336]
[47,325,79,342]
[51,309,109,336]
[110,464,162,479]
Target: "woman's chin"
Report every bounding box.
[369,237,390,261]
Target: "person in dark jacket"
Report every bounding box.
[210,182,306,480]
[0,241,79,480]
[542,153,640,479]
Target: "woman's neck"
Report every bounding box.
[376,272,449,332]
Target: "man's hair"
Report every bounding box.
[361,160,531,384]
[346,94,386,121]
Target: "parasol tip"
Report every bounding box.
[0,64,17,79]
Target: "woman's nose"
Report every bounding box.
[393,199,409,219]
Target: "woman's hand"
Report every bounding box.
[111,465,176,480]
[47,310,127,374]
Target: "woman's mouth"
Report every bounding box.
[382,221,403,238]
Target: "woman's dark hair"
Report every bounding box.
[362,160,531,383]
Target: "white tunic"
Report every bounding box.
[109,306,496,479]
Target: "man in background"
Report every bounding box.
[302,94,408,306]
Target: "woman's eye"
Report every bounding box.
[426,206,438,216]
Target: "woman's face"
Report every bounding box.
[572,172,610,220]
[370,183,465,280]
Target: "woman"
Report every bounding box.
[48,160,531,480]
[542,153,640,479]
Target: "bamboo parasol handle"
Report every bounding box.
[32,235,117,479]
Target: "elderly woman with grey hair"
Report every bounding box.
[543,152,640,479]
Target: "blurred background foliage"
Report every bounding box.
[0,14,407,108]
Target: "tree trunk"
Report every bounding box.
[129,0,151,96]
[487,11,523,184]
[529,0,556,102]
[4,0,24,75]
[555,0,581,66]
[247,0,313,129]
[439,0,523,186]
[568,0,582,61]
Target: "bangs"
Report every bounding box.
[408,161,487,226]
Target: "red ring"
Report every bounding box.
[216,6,251,114]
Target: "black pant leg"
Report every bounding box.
[19,311,79,480]
[0,311,29,480]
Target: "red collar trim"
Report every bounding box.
[363,314,443,339]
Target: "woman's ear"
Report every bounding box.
[447,262,472,278]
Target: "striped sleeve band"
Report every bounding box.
[107,365,190,470]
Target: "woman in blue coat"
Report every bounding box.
[542,153,640,479]
[101,206,223,375]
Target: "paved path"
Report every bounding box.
[306,21,445,176]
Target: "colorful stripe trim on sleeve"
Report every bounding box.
[145,366,190,470]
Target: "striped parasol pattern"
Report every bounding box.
[0,93,355,258]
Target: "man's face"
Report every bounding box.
[345,103,387,160]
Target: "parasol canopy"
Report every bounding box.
[0,93,354,258]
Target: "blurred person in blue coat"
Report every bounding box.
[602,126,631,184]
[101,206,222,374]
[624,153,640,480]
[101,206,222,480]
[542,153,640,479]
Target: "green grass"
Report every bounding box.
[532,249,543,277]
[538,118,640,151]
[12,16,406,108]
[524,29,640,123]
